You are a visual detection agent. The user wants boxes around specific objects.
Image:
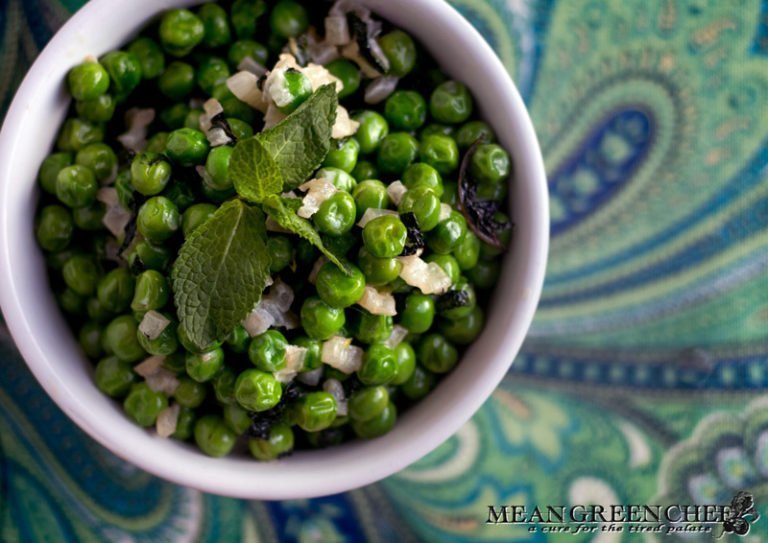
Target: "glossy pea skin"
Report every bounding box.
[38,152,73,195]
[378,30,416,77]
[418,333,459,374]
[401,365,435,400]
[137,316,179,356]
[400,293,435,333]
[194,415,236,457]
[137,196,180,243]
[402,162,443,197]
[122,386,167,433]
[73,201,104,230]
[351,160,379,182]
[453,230,481,271]
[441,180,458,206]
[313,192,356,236]
[316,261,366,309]
[223,403,252,435]
[300,296,345,340]
[204,146,233,191]
[362,215,407,258]
[441,279,477,320]
[127,37,165,80]
[198,3,232,48]
[248,330,288,372]
[102,315,146,363]
[270,0,309,39]
[358,343,396,386]
[392,342,417,385]
[68,60,110,101]
[226,117,253,140]
[213,367,237,404]
[348,386,388,422]
[249,423,294,460]
[455,120,495,150]
[174,376,207,408]
[398,186,441,231]
[56,165,98,208]
[235,369,282,412]
[224,325,250,355]
[420,123,455,140]
[158,62,195,101]
[427,211,468,255]
[173,407,196,440]
[264,236,292,274]
[476,180,508,203]
[376,132,418,175]
[358,247,402,286]
[296,391,337,432]
[470,143,511,184]
[62,255,101,296]
[352,402,396,439]
[56,118,104,152]
[97,268,135,313]
[76,94,116,123]
[130,152,172,196]
[178,325,221,354]
[182,203,216,238]
[353,111,389,155]
[166,128,210,167]
[465,259,500,290]
[94,356,135,397]
[99,51,142,99]
[228,39,268,67]
[76,143,117,182]
[273,68,312,114]
[294,336,322,370]
[323,138,360,173]
[424,254,461,286]
[131,241,172,272]
[196,56,231,95]
[352,180,389,219]
[439,306,484,345]
[185,108,204,131]
[159,9,205,57]
[385,90,427,131]
[231,0,268,39]
[186,346,224,382]
[316,167,356,193]
[36,205,73,252]
[430,80,473,124]
[325,59,360,99]
[79,321,104,359]
[419,134,459,174]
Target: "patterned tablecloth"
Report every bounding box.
[2,0,768,541]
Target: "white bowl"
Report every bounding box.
[0,0,548,499]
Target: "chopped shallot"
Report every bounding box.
[242,307,275,336]
[117,108,155,152]
[356,208,398,228]
[263,102,287,129]
[332,105,359,139]
[386,181,408,205]
[138,310,170,341]
[325,15,350,45]
[297,367,324,386]
[384,325,409,349]
[205,127,232,147]
[156,404,180,438]
[321,336,364,374]
[146,369,180,395]
[97,187,132,238]
[298,178,338,218]
[226,71,266,111]
[398,255,452,295]
[134,355,166,378]
[323,378,347,416]
[237,56,267,76]
[273,345,308,383]
[364,76,399,104]
[356,285,397,316]
[341,41,382,79]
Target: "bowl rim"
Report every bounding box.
[0,0,549,499]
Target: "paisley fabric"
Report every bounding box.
[1,0,767,541]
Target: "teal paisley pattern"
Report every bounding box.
[1,0,767,541]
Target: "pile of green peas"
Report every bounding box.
[35,0,512,460]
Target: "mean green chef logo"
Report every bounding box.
[486,491,759,537]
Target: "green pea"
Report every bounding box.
[392,342,416,385]
[452,230,481,271]
[166,128,210,167]
[226,117,254,139]
[430,80,473,124]
[56,118,104,152]
[201,178,235,203]
[400,293,435,333]
[270,0,309,38]
[163,179,197,212]
[99,51,142,99]
[420,134,459,174]
[424,254,461,285]
[94,356,135,398]
[173,408,196,440]
[377,132,419,175]
[231,0,268,39]
[427,211,467,254]
[442,280,477,320]
[420,123,455,140]
[196,56,231,95]
[96,268,135,313]
[184,108,203,130]
[174,376,207,408]
[76,143,117,182]
[402,163,443,197]
[362,215,407,258]
[198,3,232,48]
[203,145,233,191]
[296,391,337,432]
[352,402,396,438]
[36,205,73,252]
[137,315,178,356]
[315,167,357,192]
[248,330,288,372]
[102,315,146,363]
[294,336,322,370]
[38,152,73,195]
[159,103,190,130]
[194,415,236,457]
[322,233,356,258]
[228,39,268,67]
[162,351,187,374]
[358,247,402,286]
[178,325,221,354]
[349,310,393,344]
[476,179,508,203]
[143,133,167,156]
[465,258,500,289]
[223,403,252,435]
[58,287,86,316]
[441,180,458,206]
[323,138,360,173]
[159,9,205,57]
[325,59,360,99]
[249,423,294,460]
[479,212,512,258]
[401,365,435,400]
[353,111,389,155]
[76,94,117,123]
[351,160,379,182]
[378,30,416,77]
[358,344,396,385]
[158,62,195,100]
[137,196,180,243]
[235,369,282,412]
[300,296,345,340]
[56,164,98,208]
[267,235,293,273]
[213,367,237,403]
[439,306,484,345]
[186,346,224,382]
[274,68,312,114]
[87,297,113,323]
[349,386,388,422]
[67,60,110,101]
[127,37,165,80]
[398,186,441,231]
[316,261,366,309]
[181,203,216,239]
[130,240,172,272]
[62,255,101,296]
[79,321,104,359]
[455,120,495,150]
[385,90,427,131]
[470,143,511,184]
[418,333,458,374]
[352,180,389,219]
[313,192,357,236]
[130,152,171,196]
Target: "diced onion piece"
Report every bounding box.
[438,203,452,222]
[386,181,408,205]
[364,76,399,104]
[97,187,132,238]
[264,279,295,312]
[298,178,338,218]
[309,256,328,284]
[325,15,350,45]
[156,404,180,438]
[341,41,383,79]
[146,369,180,395]
[134,355,166,378]
[336,400,349,417]
[356,285,397,316]
[356,208,398,228]
[203,98,224,120]
[226,71,266,111]
[138,310,171,341]
[206,127,232,147]
[263,102,286,129]
[297,367,324,386]
[332,105,359,139]
[237,56,267,77]
[323,378,347,415]
[302,62,344,94]
[322,336,364,374]
[384,324,409,349]
[308,39,340,65]
[274,345,308,383]
[398,255,452,295]
[242,307,275,337]
[117,108,155,152]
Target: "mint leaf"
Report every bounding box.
[230,137,283,203]
[172,200,271,350]
[263,194,349,272]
